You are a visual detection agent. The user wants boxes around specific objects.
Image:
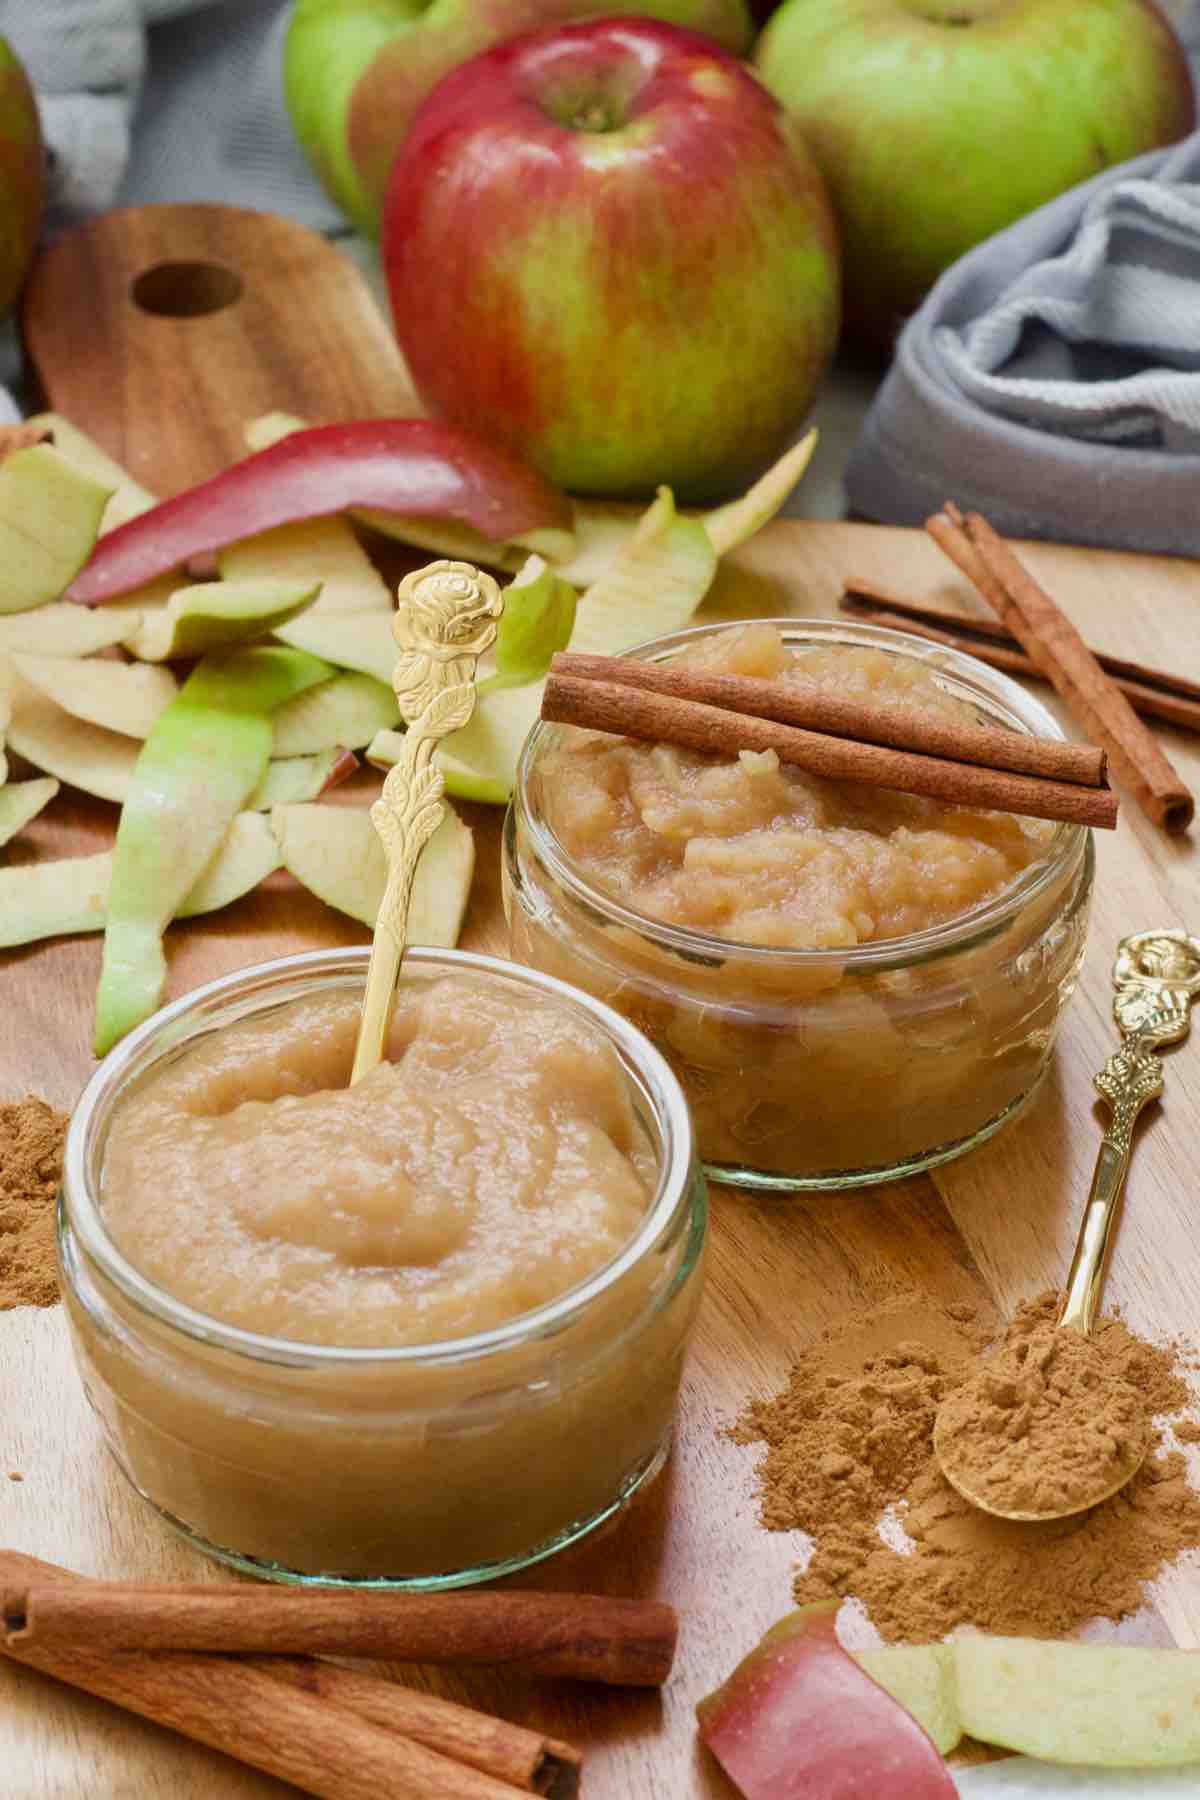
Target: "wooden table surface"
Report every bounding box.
[3,205,1200,1797]
[4,517,1200,1798]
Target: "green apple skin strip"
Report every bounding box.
[478,556,576,694]
[0,603,143,658]
[125,578,321,662]
[0,778,58,849]
[0,446,114,614]
[94,646,333,1054]
[246,748,356,810]
[13,654,178,740]
[702,428,817,556]
[271,800,473,942]
[29,413,157,532]
[218,517,392,615]
[272,671,400,756]
[274,608,399,686]
[434,486,716,804]
[5,678,140,803]
[0,812,280,949]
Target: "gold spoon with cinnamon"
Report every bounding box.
[933,928,1200,1523]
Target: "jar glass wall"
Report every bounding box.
[505,620,1093,1190]
[59,948,707,1587]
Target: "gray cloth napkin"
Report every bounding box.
[846,25,1200,556]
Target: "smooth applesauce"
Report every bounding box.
[102,979,654,1347]
[64,957,705,1582]
[506,621,1093,1187]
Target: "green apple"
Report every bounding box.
[755,0,1196,348]
[284,0,754,238]
[0,37,43,318]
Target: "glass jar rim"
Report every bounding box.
[62,946,699,1369]
[515,616,1088,973]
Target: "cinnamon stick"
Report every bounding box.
[841,587,1200,736]
[926,506,1193,832]
[0,1551,532,1800]
[4,1581,677,1687]
[552,650,1105,787]
[542,670,1118,829]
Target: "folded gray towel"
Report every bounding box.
[846,127,1200,556]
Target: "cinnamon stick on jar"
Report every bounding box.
[4,1581,678,1687]
[541,670,1118,829]
[551,650,1106,787]
[926,505,1193,832]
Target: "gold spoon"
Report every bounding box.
[934,927,1200,1522]
[349,559,503,1086]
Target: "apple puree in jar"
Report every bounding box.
[70,964,706,1581]
[508,622,1093,1186]
[103,978,654,1346]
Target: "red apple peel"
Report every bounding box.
[67,421,572,604]
[697,1605,957,1799]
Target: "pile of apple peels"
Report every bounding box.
[0,411,815,1054]
[699,1605,1200,1796]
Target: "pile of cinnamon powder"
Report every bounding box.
[0,1096,68,1310]
[733,1292,1200,1641]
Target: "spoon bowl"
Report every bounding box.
[932,1406,1150,1523]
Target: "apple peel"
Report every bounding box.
[697,1604,957,1800]
[0,445,114,614]
[0,603,143,659]
[246,748,357,810]
[5,677,140,804]
[243,412,556,569]
[436,486,716,803]
[703,428,817,556]
[271,800,473,945]
[479,556,576,694]
[274,608,398,687]
[124,578,322,663]
[272,671,399,756]
[69,420,573,604]
[13,653,178,740]
[0,811,280,950]
[28,412,158,533]
[0,777,58,849]
[217,515,393,615]
[94,646,334,1054]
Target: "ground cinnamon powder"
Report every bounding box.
[0,1096,68,1310]
[733,1292,1200,1642]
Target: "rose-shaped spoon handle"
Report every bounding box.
[350,560,503,1086]
[1058,928,1200,1334]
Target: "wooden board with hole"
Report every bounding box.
[3,208,1200,1797]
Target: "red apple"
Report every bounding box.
[0,35,43,317]
[383,19,840,502]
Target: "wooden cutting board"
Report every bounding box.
[4,206,1200,1798]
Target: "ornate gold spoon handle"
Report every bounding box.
[350,561,503,1086]
[1058,928,1200,1333]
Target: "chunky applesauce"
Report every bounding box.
[67,964,704,1580]
[507,622,1092,1185]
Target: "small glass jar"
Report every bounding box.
[59,947,706,1588]
[505,619,1094,1190]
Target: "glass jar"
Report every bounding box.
[59,947,707,1588]
[505,619,1093,1190]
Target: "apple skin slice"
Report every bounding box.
[703,428,817,557]
[217,516,393,615]
[0,812,280,949]
[0,603,143,658]
[125,578,321,663]
[5,677,140,803]
[246,748,357,810]
[272,671,400,756]
[954,1636,1200,1768]
[0,777,59,849]
[13,654,178,740]
[94,646,334,1054]
[29,412,157,532]
[67,421,573,604]
[271,800,473,945]
[0,445,114,614]
[697,1605,957,1800]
